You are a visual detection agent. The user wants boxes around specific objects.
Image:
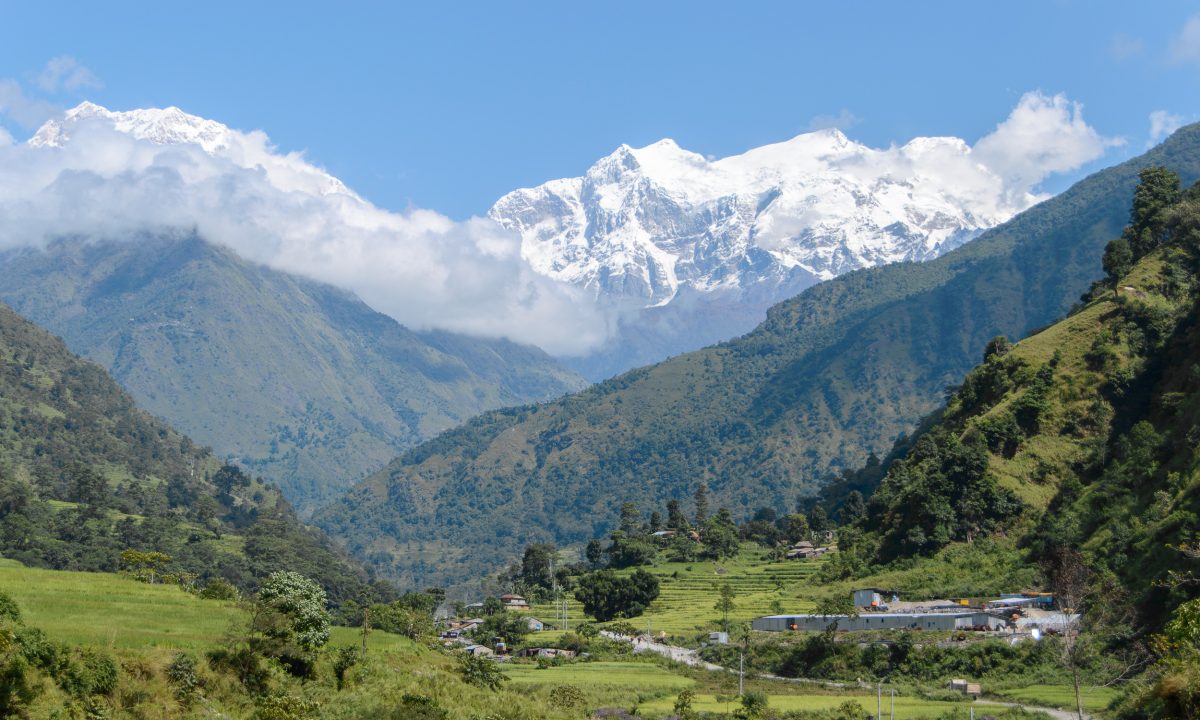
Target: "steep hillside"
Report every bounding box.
[0,234,585,513]
[318,126,1200,588]
[0,300,378,602]
[821,176,1200,718]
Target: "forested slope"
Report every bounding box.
[0,301,379,602]
[0,234,584,514]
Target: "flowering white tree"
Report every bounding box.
[256,571,330,653]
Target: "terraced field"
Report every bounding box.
[528,544,826,640]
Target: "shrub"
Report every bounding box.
[458,653,507,691]
[207,645,270,694]
[166,652,200,705]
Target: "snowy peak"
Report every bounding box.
[29,102,352,197]
[31,102,236,154]
[490,128,1024,313]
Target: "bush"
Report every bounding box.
[458,653,507,691]
[252,691,320,720]
[166,652,200,705]
[207,645,270,694]
[198,578,240,601]
[332,646,360,691]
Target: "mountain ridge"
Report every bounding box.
[0,233,585,514]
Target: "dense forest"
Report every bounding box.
[0,301,384,604]
[318,125,1200,588]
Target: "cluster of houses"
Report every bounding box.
[753,588,1079,637]
[784,539,838,560]
[440,593,568,660]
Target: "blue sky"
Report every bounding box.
[2,1,1198,219]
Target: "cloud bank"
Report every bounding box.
[0,91,1112,356]
[0,108,609,356]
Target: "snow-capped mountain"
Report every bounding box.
[489,128,1046,378]
[491,129,1028,312]
[29,102,353,197]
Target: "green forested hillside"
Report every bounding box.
[318,127,1200,588]
[0,301,377,602]
[0,234,584,513]
[818,171,1200,718]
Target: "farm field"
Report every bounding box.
[637,690,1005,718]
[0,557,411,653]
[503,660,695,692]
[995,684,1119,713]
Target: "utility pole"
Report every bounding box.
[361,606,370,655]
[877,683,881,720]
[738,651,745,696]
[890,689,895,720]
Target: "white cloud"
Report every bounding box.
[0,109,609,356]
[972,91,1120,204]
[806,109,860,132]
[36,56,101,93]
[1170,14,1200,65]
[1148,110,1185,147]
[0,79,60,129]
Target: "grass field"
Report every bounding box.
[503,660,695,692]
[637,691,1007,718]
[0,557,411,653]
[995,684,1119,713]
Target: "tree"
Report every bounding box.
[714,583,736,633]
[666,499,689,530]
[1102,237,1134,285]
[255,571,331,653]
[1124,166,1182,258]
[694,483,709,526]
[481,596,503,616]
[606,530,657,568]
[119,549,173,584]
[807,504,831,535]
[519,543,556,592]
[1042,547,1091,720]
[839,491,867,526]
[585,539,604,569]
[618,502,642,536]
[574,569,660,622]
[983,335,1012,361]
[673,688,698,720]
[700,512,740,560]
[781,514,810,544]
[648,511,663,533]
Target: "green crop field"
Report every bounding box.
[503,660,695,692]
[0,557,411,653]
[637,691,1005,718]
[995,684,1119,713]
